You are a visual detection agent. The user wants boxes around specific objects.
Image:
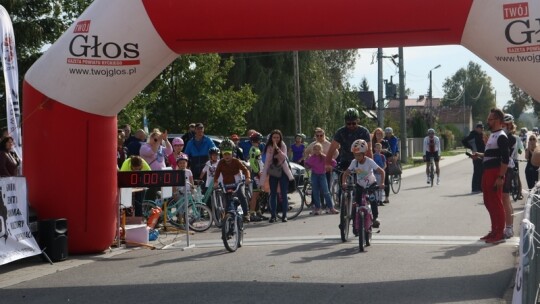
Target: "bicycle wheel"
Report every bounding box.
[165,198,184,228]
[222,213,239,252]
[430,164,434,187]
[257,192,270,215]
[277,186,303,220]
[244,184,252,204]
[511,177,519,202]
[303,181,313,208]
[237,216,244,248]
[359,211,365,252]
[331,179,340,208]
[390,174,401,194]
[211,191,226,228]
[339,190,353,242]
[188,203,213,232]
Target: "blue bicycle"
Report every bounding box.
[215,182,245,252]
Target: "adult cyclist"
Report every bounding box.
[326,108,373,222]
[423,128,441,185]
[326,107,372,172]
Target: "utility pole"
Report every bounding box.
[428,64,441,128]
[399,47,408,164]
[293,51,301,134]
[377,48,384,128]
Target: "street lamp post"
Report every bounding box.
[428,64,441,127]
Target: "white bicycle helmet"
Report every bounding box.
[503,113,514,123]
[427,128,435,135]
[384,127,393,134]
[351,139,368,154]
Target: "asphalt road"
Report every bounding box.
[0,153,525,304]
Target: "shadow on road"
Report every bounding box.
[1,269,515,304]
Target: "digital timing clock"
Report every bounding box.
[117,170,186,188]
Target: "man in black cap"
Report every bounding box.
[462,122,486,193]
[181,123,196,152]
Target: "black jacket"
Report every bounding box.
[462,131,485,153]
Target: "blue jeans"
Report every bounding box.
[311,172,333,209]
[269,174,289,218]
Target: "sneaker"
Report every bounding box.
[437,176,440,185]
[326,208,339,214]
[377,201,384,206]
[243,215,250,223]
[372,219,380,228]
[310,208,321,215]
[256,212,269,220]
[427,177,430,184]
[250,215,262,222]
[485,236,505,244]
[504,227,514,239]
[269,217,276,223]
[282,216,288,222]
[480,232,493,240]
[383,199,389,204]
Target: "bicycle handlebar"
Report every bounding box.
[216,181,245,193]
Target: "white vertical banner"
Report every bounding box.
[0,177,40,265]
[0,6,21,160]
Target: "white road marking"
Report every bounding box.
[162,234,519,249]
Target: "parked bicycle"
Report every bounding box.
[215,181,245,252]
[193,179,228,228]
[142,182,213,232]
[258,180,306,220]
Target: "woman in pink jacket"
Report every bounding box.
[260,130,294,223]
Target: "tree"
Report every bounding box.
[119,54,257,136]
[503,82,539,121]
[441,61,496,123]
[359,77,370,91]
[226,50,358,136]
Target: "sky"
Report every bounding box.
[347,45,512,109]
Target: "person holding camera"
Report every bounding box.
[462,122,486,193]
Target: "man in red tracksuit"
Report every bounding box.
[472,108,509,244]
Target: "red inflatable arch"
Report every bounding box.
[23,0,540,253]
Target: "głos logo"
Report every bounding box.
[503,2,540,50]
[67,20,140,66]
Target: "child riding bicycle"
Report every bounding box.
[213,139,251,222]
[341,139,385,228]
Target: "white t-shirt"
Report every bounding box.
[201,160,222,187]
[347,157,379,188]
[177,169,193,192]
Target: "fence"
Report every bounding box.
[514,186,540,303]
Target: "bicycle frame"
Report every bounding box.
[216,182,245,252]
[144,183,212,232]
[355,189,374,232]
